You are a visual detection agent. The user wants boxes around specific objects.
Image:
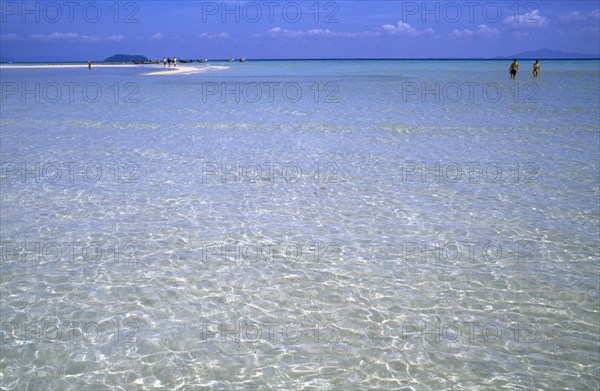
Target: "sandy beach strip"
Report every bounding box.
[0,64,139,69]
[0,63,229,75]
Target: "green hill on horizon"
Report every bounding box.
[104,54,149,63]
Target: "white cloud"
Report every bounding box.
[151,32,164,40]
[504,10,550,28]
[383,22,416,35]
[452,24,499,39]
[49,32,87,40]
[261,22,433,40]
[28,32,125,43]
[476,24,500,37]
[105,35,125,42]
[266,27,379,38]
[31,32,94,41]
[560,9,600,21]
[199,32,231,39]
[382,21,434,36]
[451,28,474,38]
[0,33,18,41]
[561,11,586,21]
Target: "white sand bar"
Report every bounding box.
[0,63,230,75]
[0,64,139,69]
[145,66,206,76]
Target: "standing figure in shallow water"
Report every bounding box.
[533,59,540,78]
[510,59,519,79]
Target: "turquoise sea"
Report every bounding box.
[1,60,599,389]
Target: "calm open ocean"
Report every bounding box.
[1,60,599,389]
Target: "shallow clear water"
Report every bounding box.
[1,60,599,389]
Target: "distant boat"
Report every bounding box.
[226,59,235,62]
[239,58,246,62]
[196,59,208,63]
[179,59,193,63]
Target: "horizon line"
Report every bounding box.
[3,57,600,63]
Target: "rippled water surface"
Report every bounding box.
[1,60,599,389]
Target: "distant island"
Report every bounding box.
[104,54,149,63]
[495,48,599,60]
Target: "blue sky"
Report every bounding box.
[1,0,599,61]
